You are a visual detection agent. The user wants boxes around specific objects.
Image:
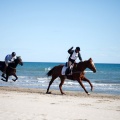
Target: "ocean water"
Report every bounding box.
[0,62,120,95]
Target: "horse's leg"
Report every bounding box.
[59,78,65,95]
[77,78,89,95]
[1,74,6,79]
[12,74,18,82]
[46,76,57,94]
[5,74,9,82]
[82,77,93,91]
[1,78,6,82]
[2,74,8,82]
[1,74,8,82]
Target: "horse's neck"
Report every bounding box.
[9,62,18,68]
[76,62,87,71]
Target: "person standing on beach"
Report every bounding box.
[1,52,16,77]
[65,47,82,75]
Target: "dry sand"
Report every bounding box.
[0,87,120,120]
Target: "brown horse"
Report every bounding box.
[46,58,96,95]
[0,57,23,82]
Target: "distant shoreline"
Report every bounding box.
[23,61,120,64]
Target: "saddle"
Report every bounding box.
[61,62,73,75]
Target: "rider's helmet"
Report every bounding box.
[12,52,16,57]
[76,47,80,51]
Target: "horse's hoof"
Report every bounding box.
[91,87,93,91]
[87,93,90,95]
[1,79,7,82]
[46,92,52,94]
[12,79,16,82]
[61,93,66,95]
[1,78,4,81]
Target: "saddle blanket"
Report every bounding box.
[61,66,67,75]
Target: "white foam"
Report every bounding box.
[45,67,51,71]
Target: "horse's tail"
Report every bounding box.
[47,67,55,76]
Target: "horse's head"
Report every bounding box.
[87,58,96,73]
[14,56,23,66]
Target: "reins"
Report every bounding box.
[72,71,83,74]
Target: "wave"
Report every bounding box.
[17,76,120,85]
[45,67,51,71]
[1,76,120,95]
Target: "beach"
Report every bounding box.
[0,87,120,120]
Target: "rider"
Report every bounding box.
[65,47,82,75]
[1,52,16,77]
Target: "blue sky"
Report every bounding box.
[0,0,120,63]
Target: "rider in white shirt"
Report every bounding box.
[65,47,82,75]
[2,52,16,77]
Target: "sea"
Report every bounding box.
[0,62,120,95]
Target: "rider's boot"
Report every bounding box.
[65,67,71,76]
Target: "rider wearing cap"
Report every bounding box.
[1,52,16,77]
[65,47,82,75]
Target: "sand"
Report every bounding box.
[0,87,120,120]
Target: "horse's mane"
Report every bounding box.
[14,56,22,63]
[16,56,22,60]
[9,56,22,68]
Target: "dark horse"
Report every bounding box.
[0,57,23,82]
[46,58,96,95]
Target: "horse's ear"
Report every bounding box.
[17,56,21,59]
[89,58,92,61]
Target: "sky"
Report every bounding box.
[0,0,120,63]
